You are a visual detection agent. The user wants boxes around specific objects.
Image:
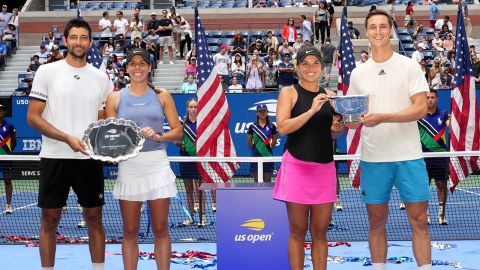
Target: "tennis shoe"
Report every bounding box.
[182,218,193,226]
[140,203,145,213]
[77,219,87,228]
[198,215,207,228]
[62,206,68,212]
[329,220,335,227]
[5,204,13,214]
[335,200,343,211]
[159,60,164,65]
[169,61,174,65]
[399,202,406,210]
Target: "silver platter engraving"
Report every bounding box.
[83,118,145,162]
[332,95,369,123]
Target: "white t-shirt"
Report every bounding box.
[213,53,231,75]
[434,19,453,31]
[114,18,129,35]
[228,84,243,93]
[411,50,424,63]
[30,60,113,159]
[348,52,429,162]
[99,18,112,37]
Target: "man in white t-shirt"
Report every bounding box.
[434,15,453,31]
[411,43,426,64]
[346,10,431,270]
[98,11,112,38]
[27,19,113,270]
[213,44,232,83]
[113,10,129,37]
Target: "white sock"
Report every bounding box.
[92,263,105,270]
[42,268,54,270]
[418,264,432,270]
[372,263,387,270]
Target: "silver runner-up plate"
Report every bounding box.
[331,95,369,123]
[83,118,145,162]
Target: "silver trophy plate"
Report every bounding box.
[83,118,145,162]
[332,95,369,122]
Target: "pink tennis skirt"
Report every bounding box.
[273,150,337,204]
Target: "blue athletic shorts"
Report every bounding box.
[359,159,430,204]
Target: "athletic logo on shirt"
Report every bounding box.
[378,69,386,75]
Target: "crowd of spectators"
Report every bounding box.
[0,5,19,70]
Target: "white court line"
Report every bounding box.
[0,202,37,215]
[457,188,480,196]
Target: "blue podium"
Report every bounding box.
[201,182,290,270]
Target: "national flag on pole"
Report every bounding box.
[448,6,479,192]
[77,4,105,70]
[194,7,238,183]
[339,6,361,188]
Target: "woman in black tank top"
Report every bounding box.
[274,46,343,270]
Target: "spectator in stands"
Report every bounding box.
[101,37,115,58]
[130,13,144,43]
[440,64,453,89]
[300,15,313,43]
[472,53,480,85]
[431,32,444,52]
[270,0,281,7]
[248,104,277,182]
[113,11,129,38]
[0,103,16,215]
[106,48,181,270]
[369,5,377,13]
[181,74,197,93]
[116,33,128,52]
[326,2,335,39]
[347,21,360,39]
[106,59,118,83]
[387,0,396,27]
[428,0,439,29]
[42,31,56,52]
[213,44,231,84]
[0,5,12,33]
[267,50,281,67]
[255,0,268,7]
[282,18,298,46]
[27,55,41,73]
[429,59,442,89]
[278,41,294,58]
[464,14,472,39]
[112,43,125,60]
[147,12,160,43]
[412,43,426,64]
[356,50,369,66]
[2,24,17,48]
[7,7,18,28]
[278,52,295,89]
[419,58,429,82]
[264,57,278,91]
[0,44,6,70]
[249,39,267,56]
[266,30,279,53]
[99,11,113,38]
[292,35,303,58]
[404,1,414,28]
[321,38,336,87]
[145,37,157,65]
[168,6,180,57]
[220,76,229,92]
[442,33,455,57]
[175,16,192,59]
[246,54,264,92]
[131,36,145,49]
[231,53,246,83]
[435,15,452,32]
[115,68,129,90]
[228,76,243,93]
[347,10,431,270]
[46,45,64,63]
[413,23,428,41]
[184,57,197,79]
[158,9,174,65]
[133,6,144,23]
[230,31,247,59]
[35,44,49,64]
[314,2,330,45]
[438,25,451,40]
[185,47,196,64]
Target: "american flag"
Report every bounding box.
[339,6,361,188]
[194,7,238,183]
[449,7,479,192]
[77,5,105,70]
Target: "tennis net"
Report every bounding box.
[0,152,479,244]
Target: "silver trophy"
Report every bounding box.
[83,118,145,162]
[331,95,369,123]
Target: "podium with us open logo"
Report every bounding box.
[200,182,290,270]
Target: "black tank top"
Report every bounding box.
[284,84,334,163]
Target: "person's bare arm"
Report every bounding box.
[361,91,427,127]
[247,133,254,148]
[27,99,86,154]
[142,90,182,142]
[105,91,120,118]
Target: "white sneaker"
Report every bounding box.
[212,203,217,212]
[198,215,207,228]
[169,61,174,65]
[62,206,68,212]
[140,203,145,213]
[335,200,343,211]
[5,204,13,214]
[159,60,164,65]
[194,202,199,212]
[182,218,193,226]
[77,219,87,228]
[399,202,406,210]
[77,205,83,213]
